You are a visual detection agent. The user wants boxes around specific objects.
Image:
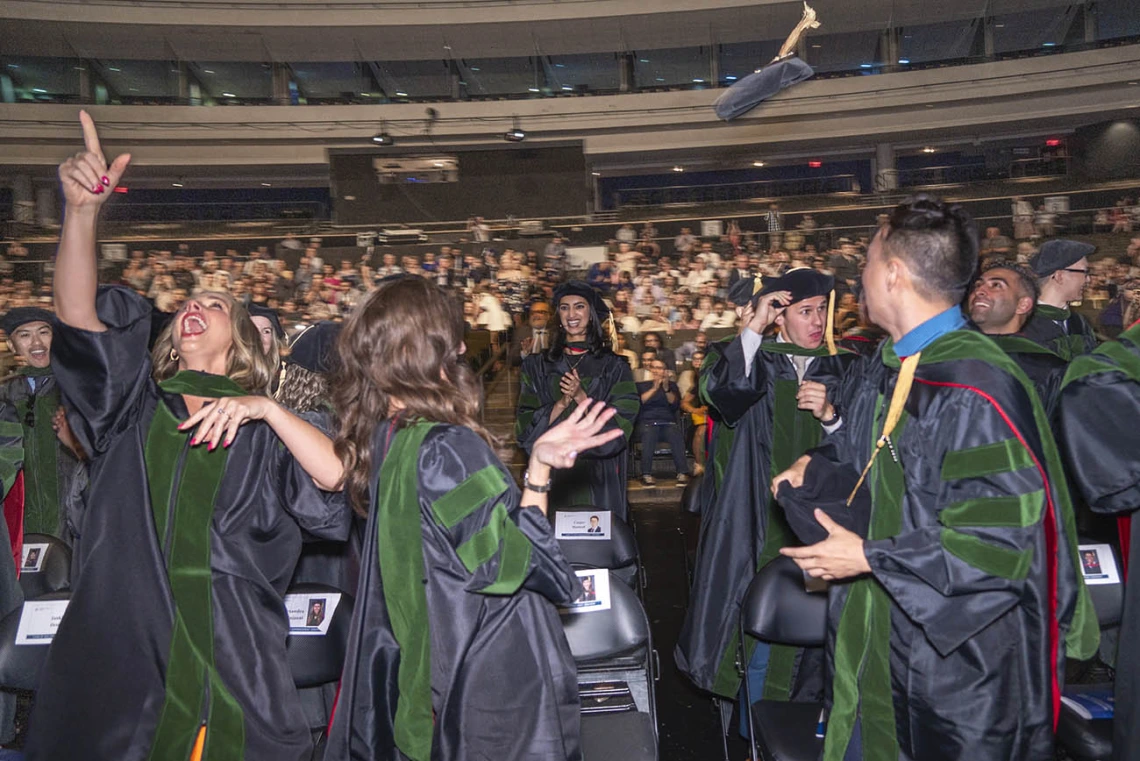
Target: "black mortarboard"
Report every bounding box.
[758,268,834,305]
[552,281,610,322]
[713,57,815,121]
[775,452,870,545]
[247,303,285,338]
[1029,239,1096,278]
[1,307,54,336]
[728,276,764,307]
[287,321,342,374]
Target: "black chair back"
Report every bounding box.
[0,590,70,692]
[741,556,828,647]
[19,534,72,600]
[554,507,638,571]
[562,571,648,663]
[681,474,704,515]
[285,583,356,689]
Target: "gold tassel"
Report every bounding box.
[846,352,920,506]
[825,289,837,356]
[752,276,764,296]
[606,313,619,347]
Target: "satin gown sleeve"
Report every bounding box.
[863,390,1054,657]
[50,286,154,457]
[272,409,351,541]
[418,425,580,605]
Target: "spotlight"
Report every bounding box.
[504,118,526,142]
[922,147,936,154]
[672,166,684,172]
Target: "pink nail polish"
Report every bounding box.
[101,175,110,186]
[208,443,216,451]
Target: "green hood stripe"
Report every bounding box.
[941,438,1035,481]
[146,400,244,761]
[376,421,437,761]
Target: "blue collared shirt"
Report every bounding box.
[894,306,967,357]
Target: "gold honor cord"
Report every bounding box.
[846,352,921,506]
[825,289,837,356]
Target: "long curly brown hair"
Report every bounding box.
[333,277,492,516]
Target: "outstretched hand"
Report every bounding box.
[178,395,278,451]
[57,110,131,210]
[532,398,622,470]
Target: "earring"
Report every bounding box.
[170,348,180,362]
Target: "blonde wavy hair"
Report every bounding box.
[151,291,276,395]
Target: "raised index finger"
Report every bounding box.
[79,110,105,163]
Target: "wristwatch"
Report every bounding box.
[819,408,840,426]
[524,469,553,493]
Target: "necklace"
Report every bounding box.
[564,348,588,373]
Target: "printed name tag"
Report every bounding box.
[15,599,69,645]
[20,543,49,574]
[561,570,612,614]
[1078,543,1121,586]
[284,592,342,636]
[555,511,612,540]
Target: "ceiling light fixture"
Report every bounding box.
[371,121,395,146]
[922,147,936,153]
[672,166,684,172]
[504,117,526,142]
[753,161,766,167]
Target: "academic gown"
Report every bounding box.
[517,351,639,520]
[1021,304,1099,361]
[1058,321,1140,761]
[326,421,582,761]
[0,370,85,542]
[25,286,351,761]
[789,329,1098,761]
[675,334,854,698]
[986,333,1068,416]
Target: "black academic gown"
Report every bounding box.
[1058,322,1140,761]
[517,350,639,520]
[0,371,85,542]
[786,329,1098,761]
[675,334,853,698]
[26,286,351,761]
[326,421,582,761]
[986,333,1068,416]
[1021,304,1099,361]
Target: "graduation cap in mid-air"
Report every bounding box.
[714,2,821,121]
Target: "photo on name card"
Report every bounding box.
[554,510,612,540]
[284,592,342,635]
[1077,543,1120,586]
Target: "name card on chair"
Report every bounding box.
[555,511,611,540]
[20,543,49,573]
[1077,544,1120,586]
[562,570,611,614]
[284,592,342,636]
[15,599,69,645]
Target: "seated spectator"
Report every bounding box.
[642,331,676,370]
[980,226,1013,256]
[640,306,671,333]
[614,332,639,369]
[636,358,691,486]
[672,305,701,331]
[615,223,638,244]
[585,258,616,293]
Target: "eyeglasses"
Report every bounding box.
[1062,268,1090,276]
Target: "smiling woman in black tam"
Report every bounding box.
[516,281,641,519]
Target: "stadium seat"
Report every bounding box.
[739,556,828,761]
[285,582,356,761]
[285,583,355,690]
[562,570,658,761]
[0,590,71,693]
[18,534,71,600]
[1056,542,1123,761]
[553,506,641,590]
